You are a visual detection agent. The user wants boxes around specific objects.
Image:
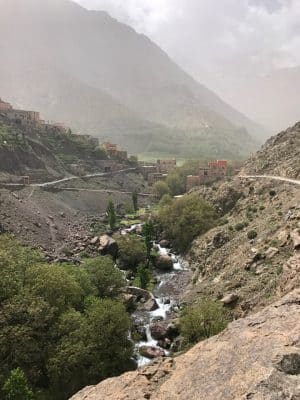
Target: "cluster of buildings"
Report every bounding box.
[139,159,177,185]
[186,160,228,191]
[0,97,68,133]
[101,142,128,162]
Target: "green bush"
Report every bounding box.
[2,368,34,400]
[152,181,170,199]
[157,194,217,252]
[116,235,147,271]
[247,230,258,240]
[180,300,230,345]
[234,222,246,231]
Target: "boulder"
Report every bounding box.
[126,287,159,312]
[150,322,169,340]
[159,239,171,248]
[290,229,300,250]
[139,346,165,360]
[221,293,239,305]
[265,247,279,259]
[155,255,173,271]
[90,236,99,245]
[277,230,290,247]
[141,298,159,312]
[99,235,118,258]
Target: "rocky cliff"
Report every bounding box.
[70,289,300,400]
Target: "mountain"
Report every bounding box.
[0,0,261,158]
[226,66,300,133]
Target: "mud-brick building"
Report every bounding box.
[0,98,13,112]
[102,142,128,161]
[148,172,167,186]
[139,164,159,180]
[157,159,177,174]
[186,160,228,191]
[6,109,40,126]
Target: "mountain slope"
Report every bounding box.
[0,0,260,158]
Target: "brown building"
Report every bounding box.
[157,159,177,174]
[139,165,158,180]
[148,172,167,186]
[0,98,13,112]
[186,160,228,191]
[6,109,40,126]
[102,142,128,161]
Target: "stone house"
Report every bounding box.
[186,160,228,191]
[6,109,40,126]
[0,98,13,112]
[102,142,128,161]
[157,159,177,174]
[148,172,167,186]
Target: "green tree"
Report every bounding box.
[180,300,230,345]
[2,368,34,400]
[152,181,170,199]
[142,220,155,260]
[157,193,217,252]
[106,199,116,229]
[116,235,147,271]
[47,299,133,399]
[132,191,138,212]
[83,256,125,298]
[136,263,151,290]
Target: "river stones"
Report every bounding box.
[155,255,173,271]
[150,322,169,340]
[139,346,165,359]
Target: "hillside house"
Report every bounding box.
[186,160,228,191]
[102,142,128,161]
[6,109,40,126]
[0,98,13,112]
[157,159,177,174]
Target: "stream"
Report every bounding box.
[121,225,190,367]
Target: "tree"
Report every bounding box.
[157,193,217,252]
[132,191,138,212]
[2,368,34,400]
[83,257,125,298]
[106,199,116,229]
[152,181,170,199]
[116,235,147,271]
[142,220,155,260]
[136,263,151,290]
[180,300,230,345]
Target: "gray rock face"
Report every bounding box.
[70,289,300,400]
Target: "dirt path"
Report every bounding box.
[239,175,300,186]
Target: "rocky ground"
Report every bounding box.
[0,171,152,259]
[185,177,300,318]
[70,288,300,400]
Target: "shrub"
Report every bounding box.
[157,194,217,253]
[180,300,230,345]
[2,368,34,400]
[234,222,246,231]
[116,235,147,271]
[247,230,258,240]
[152,181,170,199]
[269,190,276,197]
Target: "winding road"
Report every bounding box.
[239,175,300,186]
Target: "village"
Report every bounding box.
[0,97,228,191]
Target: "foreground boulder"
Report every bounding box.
[70,289,300,400]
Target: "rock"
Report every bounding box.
[159,239,170,248]
[155,255,173,271]
[139,346,165,360]
[277,230,290,246]
[265,247,279,259]
[90,236,99,245]
[141,298,159,312]
[157,338,171,350]
[212,231,230,248]
[99,234,118,258]
[123,294,137,311]
[60,212,66,218]
[70,290,300,400]
[150,322,169,340]
[290,229,300,249]
[221,293,239,305]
